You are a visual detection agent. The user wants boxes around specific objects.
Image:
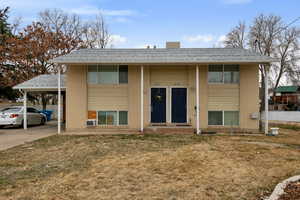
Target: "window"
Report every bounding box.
[208,111,223,125]
[208,65,223,83]
[208,64,239,84]
[88,65,98,84]
[224,111,239,126]
[88,65,128,84]
[119,65,128,84]
[27,108,39,113]
[119,111,128,125]
[224,65,239,83]
[208,111,239,126]
[97,111,128,125]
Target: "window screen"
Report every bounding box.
[119,65,128,84]
[224,111,239,126]
[208,65,223,83]
[119,111,128,125]
[208,111,223,125]
[98,111,106,125]
[98,65,118,84]
[224,65,239,83]
[106,111,117,125]
[88,65,98,84]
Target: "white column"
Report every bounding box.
[140,65,144,132]
[264,65,269,135]
[196,65,200,134]
[23,91,27,130]
[58,66,61,134]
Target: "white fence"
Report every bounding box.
[261,111,300,122]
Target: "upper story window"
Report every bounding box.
[88,65,128,84]
[208,64,239,84]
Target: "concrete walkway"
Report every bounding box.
[0,121,57,151]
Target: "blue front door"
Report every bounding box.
[151,88,166,123]
[171,88,187,123]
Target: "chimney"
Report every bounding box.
[166,41,180,49]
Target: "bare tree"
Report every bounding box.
[38,9,83,41]
[82,13,111,48]
[224,14,300,129]
[274,27,300,88]
[224,21,246,48]
[11,16,22,35]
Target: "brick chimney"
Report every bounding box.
[166,41,180,49]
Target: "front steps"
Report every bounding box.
[144,126,195,134]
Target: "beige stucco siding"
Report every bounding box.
[66,65,87,129]
[199,65,208,129]
[65,63,260,132]
[208,84,240,110]
[239,64,259,130]
[128,65,141,129]
[150,66,189,86]
[87,85,128,111]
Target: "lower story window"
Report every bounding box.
[98,111,128,125]
[119,111,128,125]
[224,111,239,126]
[208,111,239,126]
[208,111,223,125]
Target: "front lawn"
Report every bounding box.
[0,130,300,200]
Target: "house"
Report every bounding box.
[50,42,275,133]
[271,86,300,111]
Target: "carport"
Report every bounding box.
[13,74,66,134]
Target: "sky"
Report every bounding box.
[2,0,300,48]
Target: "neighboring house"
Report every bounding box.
[271,86,300,111]
[50,42,275,133]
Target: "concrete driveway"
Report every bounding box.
[0,121,58,151]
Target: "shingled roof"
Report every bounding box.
[51,48,276,64]
[13,74,66,91]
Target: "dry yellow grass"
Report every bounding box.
[0,130,300,200]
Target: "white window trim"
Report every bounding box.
[207,64,239,85]
[87,65,128,85]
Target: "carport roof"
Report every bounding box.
[13,74,66,91]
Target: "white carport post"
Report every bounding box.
[140,65,144,132]
[58,66,61,134]
[23,90,27,130]
[264,65,269,135]
[196,65,200,134]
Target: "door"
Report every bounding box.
[171,88,187,123]
[151,88,166,123]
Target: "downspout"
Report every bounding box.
[264,64,270,135]
[196,65,201,134]
[58,66,61,134]
[140,65,144,132]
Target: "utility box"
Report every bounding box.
[250,112,259,119]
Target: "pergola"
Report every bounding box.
[13,73,66,134]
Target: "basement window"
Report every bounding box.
[208,111,239,126]
[97,111,128,125]
[88,65,128,84]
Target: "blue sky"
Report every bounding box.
[3,0,300,48]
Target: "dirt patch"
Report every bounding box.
[278,181,300,200]
[0,131,300,200]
